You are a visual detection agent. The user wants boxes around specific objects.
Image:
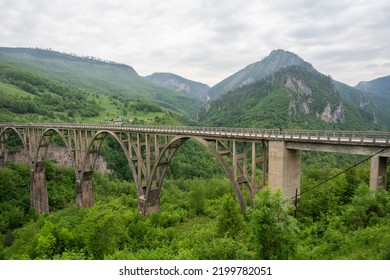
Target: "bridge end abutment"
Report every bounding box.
[268,141,301,200]
[370,155,388,191]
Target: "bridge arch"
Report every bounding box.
[30,128,77,213]
[79,130,140,205]
[144,136,248,213]
[83,130,139,179]
[33,128,74,166]
[0,127,27,167]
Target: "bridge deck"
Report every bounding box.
[1,123,389,147]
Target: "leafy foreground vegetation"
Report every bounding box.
[1,162,390,260]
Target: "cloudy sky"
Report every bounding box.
[0,0,389,86]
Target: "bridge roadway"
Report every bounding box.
[1,123,389,214]
[8,122,390,145]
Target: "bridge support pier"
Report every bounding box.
[268,141,301,200]
[30,161,49,214]
[370,155,387,191]
[138,188,160,215]
[76,171,94,208]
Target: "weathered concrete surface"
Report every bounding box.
[138,188,160,215]
[268,141,301,200]
[370,156,388,191]
[30,161,49,213]
[76,171,94,208]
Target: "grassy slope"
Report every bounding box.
[0,48,202,115]
[0,65,193,125]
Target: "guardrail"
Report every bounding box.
[1,123,390,145]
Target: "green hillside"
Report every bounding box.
[0,64,195,125]
[207,49,312,100]
[335,81,390,127]
[0,47,202,115]
[355,75,390,101]
[201,65,382,131]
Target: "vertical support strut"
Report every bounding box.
[137,133,142,189]
[251,142,257,188]
[262,141,267,188]
[145,134,151,179]
[242,142,248,178]
[233,140,238,181]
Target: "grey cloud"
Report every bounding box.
[0,0,389,86]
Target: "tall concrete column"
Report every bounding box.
[76,171,94,208]
[268,141,301,200]
[370,155,387,191]
[30,161,49,213]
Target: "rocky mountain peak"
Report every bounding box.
[207,49,313,99]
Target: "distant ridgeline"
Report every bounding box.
[0,47,203,124]
[1,47,130,67]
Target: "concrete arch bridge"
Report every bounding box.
[1,123,389,214]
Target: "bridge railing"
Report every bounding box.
[1,123,390,145]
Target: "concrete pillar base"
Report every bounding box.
[138,188,160,215]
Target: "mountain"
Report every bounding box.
[201,64,384,131]
[355,75,390,103]
[0,47,202,114]
[207,49,313,100]
[144,72,210,104]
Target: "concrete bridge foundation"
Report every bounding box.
[268,141,301,200]
[30,161,49,213]
[370,155,388,191]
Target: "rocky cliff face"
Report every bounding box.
[7,144,110,174]
[284,74,345,124]
[317,103,346,124]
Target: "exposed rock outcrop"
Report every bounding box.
[7,144,110,174]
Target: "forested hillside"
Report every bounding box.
[1,160,390,260]
[0,64,195,125]
[0,48,202,115]
[201,65,382,130]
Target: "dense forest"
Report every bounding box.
[1,152,390,260]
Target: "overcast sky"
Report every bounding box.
[1,0,389,86]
